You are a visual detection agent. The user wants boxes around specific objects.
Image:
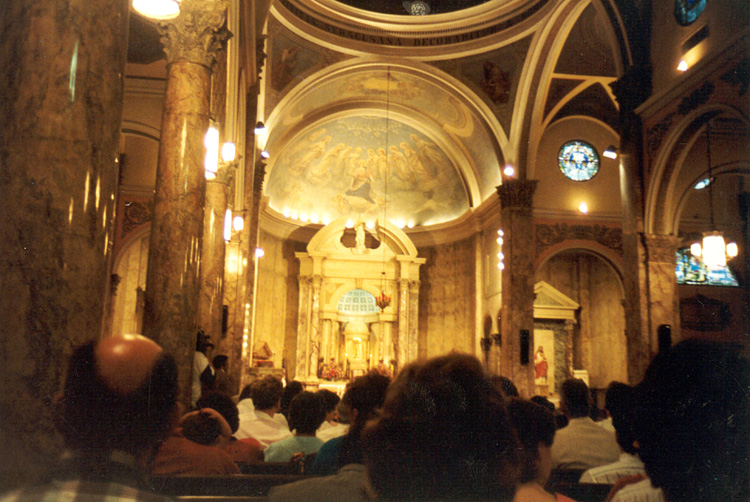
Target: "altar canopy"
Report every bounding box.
[294,217,425,384]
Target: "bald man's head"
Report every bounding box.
[59,336,178,455]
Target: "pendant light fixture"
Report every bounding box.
[375,68,393,311]
[690,119,738,269]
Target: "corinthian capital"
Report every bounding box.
[159,0,232,68]
[496,179,538,209]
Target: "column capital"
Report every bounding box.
[496,179,538,209]
[642,233,680,264]
[159,0,232,68]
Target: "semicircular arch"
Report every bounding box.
[645,105,750,235]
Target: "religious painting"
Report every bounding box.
[533,329,556,397]
[268,30,321,93]
[265,115,470,226]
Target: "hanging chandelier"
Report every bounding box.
[376,69,394,311]
[690,120,738,269]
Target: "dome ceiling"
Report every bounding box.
[333,0,492,16]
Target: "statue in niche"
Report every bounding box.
[534,345,548,383]
[351,222,368,255]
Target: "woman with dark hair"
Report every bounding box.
[362,354,518,501]
[310,372,390,475]
[278,380,304,428]
[506,399,557,502]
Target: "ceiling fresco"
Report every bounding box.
[265,115,471,227]
[267,66,504,209]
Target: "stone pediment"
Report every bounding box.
[534,281,579,321]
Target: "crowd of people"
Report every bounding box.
[1,333,747,502]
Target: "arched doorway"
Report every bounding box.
[535,248,627,391]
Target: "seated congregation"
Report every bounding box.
[1,335,747,502]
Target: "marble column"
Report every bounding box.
[321,319,332,361]
[396,279,410,371]
[198,174,230,343]
[308,275,322,380]
[564,319,575,377]
[611,66,652,384]
[643,234,680,348]
[295,276,312,380]
[0,0,128,485]
[142,0,230,405]
[408,280,420,362]
[497,179,537,397]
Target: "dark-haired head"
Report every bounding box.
[196,391,239,433]
[604,382,637,454]
[507,399,556,484]
[363,353,518,501]
[288,391,326,435]
[317,389,340,418]
[491,375,519,400]
[560,378,590,418]
[279,380,304,417]
[251,375,284,411]
[337,371,391,466]
[181,411,223,446]
[634,339,749,502]
[212,355,228,371]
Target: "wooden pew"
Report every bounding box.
[150,474,309,498]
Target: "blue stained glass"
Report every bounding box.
[675,249,739,287]
[337,289,380,314]
[558,140,600,181]
[674,0,706,26]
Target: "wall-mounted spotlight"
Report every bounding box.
[260,150,270,159]
[223,209,232,242]
[603,146,619,159]
[503,165,515,178]
[254,122,267,135]
[677,59,689,72]
[132,0,180,20]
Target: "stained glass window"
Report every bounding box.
[674,0,706,26]
[675,248,739,287]
[558,140,600,181]
[694,177,712,190]
[337,289,380,314]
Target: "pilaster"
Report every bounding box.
[497,179,537,397]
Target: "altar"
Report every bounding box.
[293,217,425,385]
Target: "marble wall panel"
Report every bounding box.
[418,238,477,359]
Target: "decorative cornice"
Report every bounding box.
[496,180,537,209]
[535,222,623,257]
[158,0,232,68]
[276,0,549,49]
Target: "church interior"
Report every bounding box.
[1,0,748,488]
